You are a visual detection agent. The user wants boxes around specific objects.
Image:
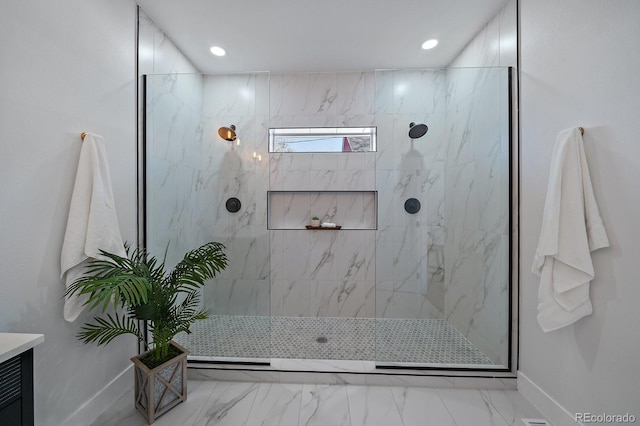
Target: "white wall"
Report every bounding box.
[519,0,640,421]
[0,1,137,425]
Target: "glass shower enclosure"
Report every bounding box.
[143,66,512,370]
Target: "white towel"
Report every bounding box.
[60,133,126,322]
[320,222,337,228]
[532,128,609,332]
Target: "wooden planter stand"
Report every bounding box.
[131,341,189,424]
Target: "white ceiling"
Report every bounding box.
[137,0,509,74]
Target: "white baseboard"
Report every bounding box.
[62,365,132,426]
[517,371,582,426]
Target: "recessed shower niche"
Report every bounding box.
[267,191,377,230]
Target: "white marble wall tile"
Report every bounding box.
[309,191,337,224]
[375,289,422,319]
[268,230,285,281]
[346,385,403,426]
[205,279,269,315]
[414,113,447,169]
[337,151,373,170]
[445,97,474,167]
[227,74,258,116]
[449,15,500,69]
[471,73,510,235]
[338,193,365,229]
[374,114,398,169]
[338,113,376,128]
[271,279,312,317]
[373,70,395,115]
[144,15,199,75]
[298,384,351,426]
[336,72,370,115]
[268,73,284,117]
[311,280,374,318]
[269,192,306,229]
[444,228,509,364]
[444,161,479,231]
[254,72,270,116]
[279,73,308,116]
[309,151,339,171]
[393,70,446,114]
[308,72,338,115]
[336,169,376,191]
[202,75,230,117]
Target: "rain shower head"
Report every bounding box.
[408,122,428,139]
[218,124,237,141]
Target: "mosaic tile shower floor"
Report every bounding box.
[175,315,494,366]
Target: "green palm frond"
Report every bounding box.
[168,242,228,291]
[77,313,145,346]
[67,241,227,365]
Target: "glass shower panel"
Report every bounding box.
[374,67,511,368]
[145,72,271,363]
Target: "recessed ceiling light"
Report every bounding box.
[421,39,439,50]
[210,46,226,56]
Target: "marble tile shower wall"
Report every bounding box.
[171,70,450,321]
[200,73,271,316]
[146,67,509,365]
[269,72,378,318]
[146,73,206,269]
[439,0,516,366]
[374,70,447,320]
[443,68,510,365]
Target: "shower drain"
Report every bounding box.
[315,336,328,343]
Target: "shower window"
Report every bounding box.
[269,127,377,153]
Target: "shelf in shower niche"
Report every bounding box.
[305,225,342,230]
[267,190,377,230]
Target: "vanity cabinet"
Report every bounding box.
[0,334,43,426]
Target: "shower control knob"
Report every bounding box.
[226,197,241,213]
[404,198,421,214]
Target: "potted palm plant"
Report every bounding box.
[65,241,228,424]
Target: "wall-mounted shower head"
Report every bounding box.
[408,122,428,139]
[218,124,237,141]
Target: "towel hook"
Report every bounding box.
[81,132,88,141]
[578,127,584,136]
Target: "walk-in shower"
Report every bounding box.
[143,66,513,373]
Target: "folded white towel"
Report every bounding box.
[60,133,126,322]
[532,128,609,332]
[320,222,337,228]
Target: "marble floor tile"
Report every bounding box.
[193,381,260,426]
[436,388,511,426]
[245,383,303,426]
[90,380,546,426]
[480,390,546,426]
[89,380,217,426]
[390,386,458,426]
[298,384,351,426]
[346,385,403,426]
